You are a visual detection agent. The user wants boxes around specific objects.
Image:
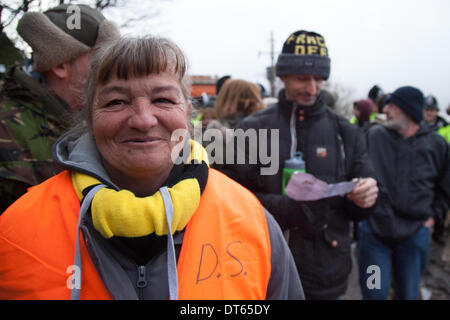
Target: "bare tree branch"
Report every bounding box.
[95,0,118,10]
[1,0,173,57]
[1,0,39,30]
[120,9,160,29]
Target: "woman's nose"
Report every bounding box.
[128,99,158,131]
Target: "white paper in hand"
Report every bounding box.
[285,172,359,201]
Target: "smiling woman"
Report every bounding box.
[85,37,194,196]
[92,73,190,195]
[0,36,304,300]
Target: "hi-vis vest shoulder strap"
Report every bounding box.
[0,169,271,299]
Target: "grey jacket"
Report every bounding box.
[53,130,305,300]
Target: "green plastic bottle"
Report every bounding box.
[282,152,306,195]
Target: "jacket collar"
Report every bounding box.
[385,123,433,140]
[277,89,328,121]
[425,116,449,131]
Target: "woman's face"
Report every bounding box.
[92,71,190,180]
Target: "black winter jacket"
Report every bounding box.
[366,124,450,243]
[221,91,376,299]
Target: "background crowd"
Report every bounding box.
[0,3,449,300]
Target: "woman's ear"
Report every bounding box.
[49,62,70,80]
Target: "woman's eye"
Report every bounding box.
[154,98,175,104]
[104,99,127,108]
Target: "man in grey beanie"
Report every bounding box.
[0,4,120,212]
[221,30,378,299]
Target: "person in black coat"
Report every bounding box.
[220,30,378,299]
[359,86,450,300]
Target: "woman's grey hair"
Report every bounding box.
[84,36,191,128]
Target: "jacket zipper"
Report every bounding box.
[136,265,148,299]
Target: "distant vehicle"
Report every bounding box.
[190,75,217,107]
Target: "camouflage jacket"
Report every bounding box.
[0,65,71,213]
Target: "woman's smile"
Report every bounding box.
[120,136,165,147]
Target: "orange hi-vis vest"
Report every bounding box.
[0,169,271,299]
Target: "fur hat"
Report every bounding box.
[385,86,424,124]
[17,4,120,72]
[275,30,331,80]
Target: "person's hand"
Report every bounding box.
[346,177,378,208]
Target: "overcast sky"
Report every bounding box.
[111,0,450,116]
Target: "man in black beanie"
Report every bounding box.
[359,86,450,299]
[221,30,378,299]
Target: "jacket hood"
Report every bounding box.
[52,129,120,189]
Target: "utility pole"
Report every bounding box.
[259,31,276,97]
[269,32,276,97]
